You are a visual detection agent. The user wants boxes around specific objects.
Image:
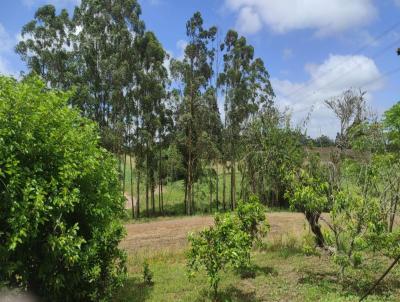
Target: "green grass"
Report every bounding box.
[114,243,400,302]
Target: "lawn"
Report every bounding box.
[114,244,400,302]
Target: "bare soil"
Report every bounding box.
[121,212,308,252]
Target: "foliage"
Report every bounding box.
[325,89,367,149]
[241,109,304,206]
[312,135,335,147]
[285,154,329,247]
[17,0,145,151]
[218,29,275,209]
[143,261,154,285]
[384,101,400,150]
[170,12,220,215]
[187,196,267,297]
[330,190,377,277]
[0,76,126,301]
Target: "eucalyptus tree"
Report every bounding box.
[202,87,223,212]
[218,30,274,209]
[16,0,145,153]
[72,0,144,152]
[15,5,75,89]
[170,12,217,215]
[134,31,168,216]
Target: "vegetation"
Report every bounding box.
[187,196,267,297]
[0,76,126,301]
[0,0,399,301]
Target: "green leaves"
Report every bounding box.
[0,76,126,301]
[285,167,329,214]
[384,101,400,150]
[187,196,267,297]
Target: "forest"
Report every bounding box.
[1,0,400,301]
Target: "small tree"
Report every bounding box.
[187,196,267,298]
[325,89,367,150]
[285,155,329,248]
[0,76,126,301]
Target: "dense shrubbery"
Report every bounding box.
[0,76,126,301]
[187,196,268,297]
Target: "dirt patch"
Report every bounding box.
[121,212,308,252]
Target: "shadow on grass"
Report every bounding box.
[114,276,153,302]
[237,264,278,279]
[194,285,260,302]
[298,268,400,299]
[255,264,278,277]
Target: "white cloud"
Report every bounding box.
[395,0,400,7]
[0,57,13,76]
[225,0,377,36]
[0,24,13,52]
[0,23,17,77]
[235,6,262,35]
[176,40,187,60]
[273,54,383,137]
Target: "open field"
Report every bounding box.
[121,212,308,252]
[116,213,400,302]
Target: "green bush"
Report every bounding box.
[143,261,153,285]
[187,196,267,297]
[0,76,126,301]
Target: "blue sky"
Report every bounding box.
[0,0,399,137]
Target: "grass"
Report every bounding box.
[114,235,400,302]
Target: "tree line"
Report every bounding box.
[14,0,394,220]
[16,0,296,217]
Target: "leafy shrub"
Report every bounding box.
[187,196,267,297]
[143,261,153,285]
[285,155,330,248]
[0,76,126,301]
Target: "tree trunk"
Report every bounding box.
[130,155,134,219]
[161,176,164,214]
[231,160,236,210]
[158,147,162,215]
[305,211,325,248]
[187,168,192,215]
[146,154,149,217]
[184,180,188,215]
[223,164,226,211]
[151,181,155,216]
[389,194,398,232]
[192,180,195,214]
[123,152,127,194]
[209,171,213,213]
[136,169,140,218]
[216,164,219,211]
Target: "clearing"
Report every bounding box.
[121,212,307,252]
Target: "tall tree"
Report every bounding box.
[15,5,75,89]
[170,12,217,215]
[134,31,168,216]
[16,0,145,153]
[218,30,274,209]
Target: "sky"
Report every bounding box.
[0,0,399,138]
